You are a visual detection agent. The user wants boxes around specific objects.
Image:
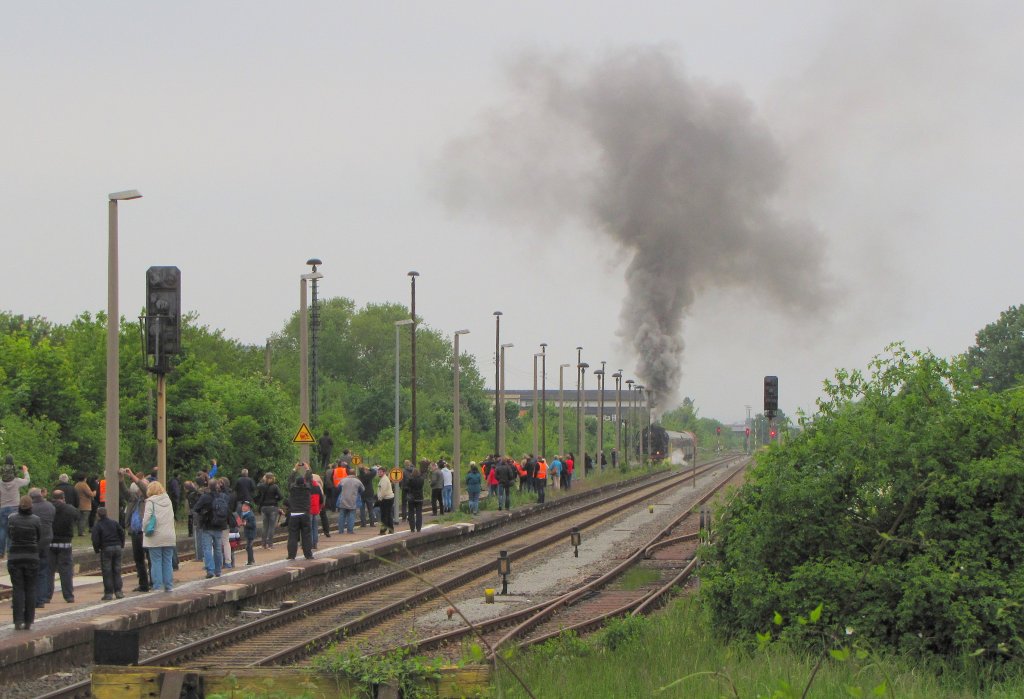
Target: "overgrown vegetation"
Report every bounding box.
[700,341,1024,668]
[313,645,445,699]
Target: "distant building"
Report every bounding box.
[485,389,647,419]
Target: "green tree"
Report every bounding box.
[701,343,1024,662]
[966,304,1024,392]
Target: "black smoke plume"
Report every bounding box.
[437,48,832,411]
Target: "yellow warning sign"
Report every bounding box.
[352,455,363,466]
[292,423,317,444]
[389,467,404,483]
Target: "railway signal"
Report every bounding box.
[764,375,778,417]
[144,266,182,371]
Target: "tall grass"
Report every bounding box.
[490,597,1024,698]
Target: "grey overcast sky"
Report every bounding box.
[2,2,1022,423]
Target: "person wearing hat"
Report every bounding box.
[7,494,42,629]
[1,455,30,558]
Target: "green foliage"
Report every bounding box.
[966,304,1024,392]
[312,645,444,699]
[600,614,651,651]
[701,342,1024,665]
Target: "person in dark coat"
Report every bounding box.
[406,464,426,533]
[48,491,77,602]
[53,474,77,509]
[91,506,125,600]
[285,472,313,560]
[7,495,42,629]
[29,488,55,607]
[233,469,256,514]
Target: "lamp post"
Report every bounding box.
[307,259,323,429]
[578,362,589,479]
[558,363,571,457]
[106,189,142,519]
[493,311,502,456]
[499,343,513,456]
[408,271,420,465]
[594,368,605,470]
[299,266,323,466]
[394,319,414,468]
[453,329,470,512]
[540,342,547,459]
[635,385,645,463]
[625,379,634,466]
[613,371,623,464]
[532,352,543,458]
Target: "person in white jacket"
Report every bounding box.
[376,468,395,535]
[141,481,177,592]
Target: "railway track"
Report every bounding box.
[33,458,738,699]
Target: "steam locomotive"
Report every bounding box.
[639,425,696,465]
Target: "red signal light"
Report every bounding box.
[770,430,777,439]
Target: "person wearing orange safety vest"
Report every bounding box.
[534,458,548,503]
[514,459,526,491]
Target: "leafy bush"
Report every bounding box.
[700,344,1024,663]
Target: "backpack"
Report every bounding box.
[209,492,229,529]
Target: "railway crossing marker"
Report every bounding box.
[389,467,404,482]
[292,423,317,444]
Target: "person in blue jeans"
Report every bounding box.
[465,463,482,515]
[191,482,226,578]
[335,472,364,534]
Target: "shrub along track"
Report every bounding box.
[32,458,735,699]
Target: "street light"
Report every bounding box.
[106,189,142,519]
[394,319,414,469]
[540,342,548,459]
[532,352,544,458]
[625,379,635,466]
[299,266,323,466]
[613,371,623,466]
[499,343,513,456]
[594,368,605,470]
[578,362,589,478]
[408,271,420,465]
[453,328,470,512]
[635,385,645,463]
[558,363,571,458]
[493,311,502,456]
[306,258,323,429]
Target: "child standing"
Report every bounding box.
[240,502,257,566]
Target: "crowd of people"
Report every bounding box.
[2,442,586,631]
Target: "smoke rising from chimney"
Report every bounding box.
[436,48,833,410]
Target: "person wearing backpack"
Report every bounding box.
[192,479,227,578]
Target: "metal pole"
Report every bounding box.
[395,324,401,468]
[309,261,320,429]
[265,339,271,377]
[156,372,167,486]
[578,362,588,479]
[494,311,502,456]
[299,275,310,465]
[595,367,605,470]
[540,343,547,459]
[559,364,569,458]
[625,379,634,466]
[409,271,419,465]
[105,199,120,518]
[499,343,512,456]
[614,371,622,462]
[453,330,468,513]
[532,354,539,458]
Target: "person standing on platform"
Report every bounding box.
[53,474,77,510]
[550,456,562,491]
[534,458,548,504]
[73,473,93,536]
[429,462,444,516]
[285,472,313,560]
[376,467,395,535]
[496,458,515,511]
[28,488,54,607]
[406,464,425,533]
[357,466,376,528]
[336,469,364,535]
[233,469,255,515]
[193,479,227,578]
[240,502,257,566]
[440,460,453,513]
[47,490,77,603]
[1,457,30,558]
[142,481,176,592]
[400,459,415,521]
[91,506,124,600]
[7,495,41,629]
[122,469,151,592]
[309,474,324,549]
[318,430,334,472]
[255,473,281,549]
[465,463,482,515]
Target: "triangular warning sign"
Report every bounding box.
[292,423,317,444]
